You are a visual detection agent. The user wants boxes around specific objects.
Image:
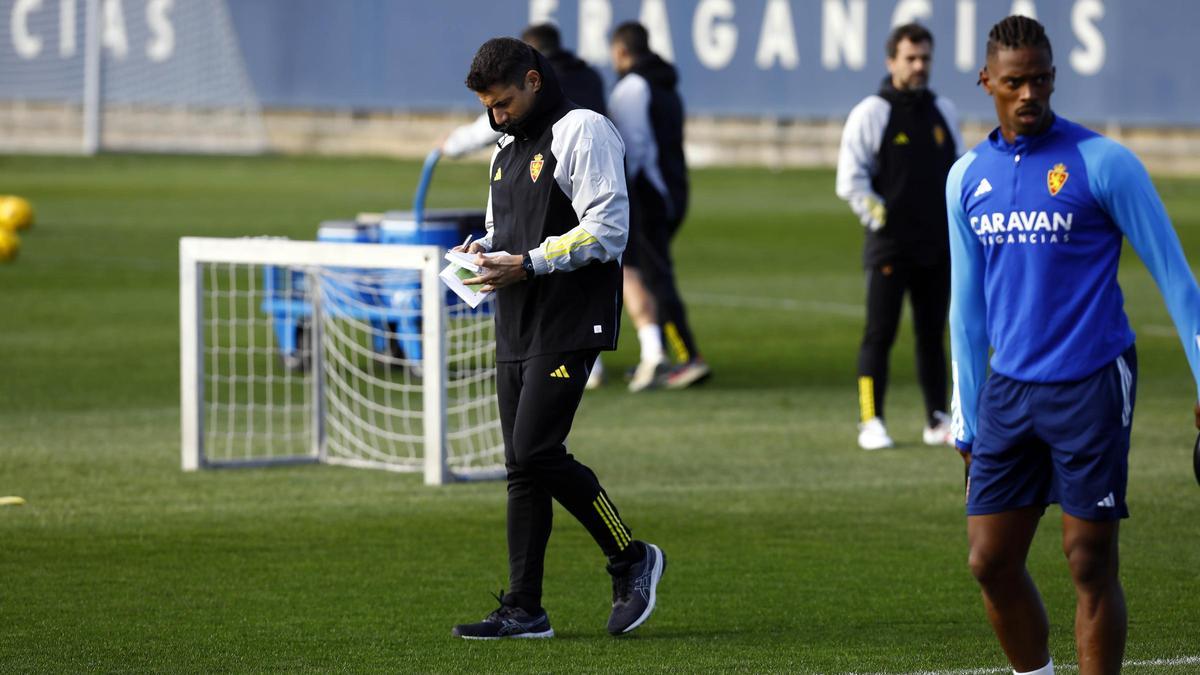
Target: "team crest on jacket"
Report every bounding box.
[529,153,545,182]
[933,125,946,147]
[1047,163,1069,196]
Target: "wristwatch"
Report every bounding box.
[521,253,535,280]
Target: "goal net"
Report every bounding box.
[179,237,505,484]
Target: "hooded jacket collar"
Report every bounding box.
[877,76,934,107]
[628,52,678,89]
[487,49,567,141]
[544,47,585,72]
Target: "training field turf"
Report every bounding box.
[2,154,1199,673]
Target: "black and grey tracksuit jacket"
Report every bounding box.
[836,77,962,267]
[477,52,629,362]
[609,53,689,224]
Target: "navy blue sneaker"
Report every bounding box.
[606,541,666,635]
[451,593,554,640]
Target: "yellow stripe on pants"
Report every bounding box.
[664,321,689,363]
[593,499,627,550]
[597,493,631,547]
[858,376,875,422]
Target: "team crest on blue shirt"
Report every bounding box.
[1047,163,1069,196]
[529,153,544,182]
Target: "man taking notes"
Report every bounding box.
[449,37,665,640]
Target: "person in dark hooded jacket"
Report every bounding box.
[836,23,963,451]
[523,23,606,118]
[608,21,709,393]
[441,24,607,158]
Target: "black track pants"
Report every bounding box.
[627,179,701,363]
[856,260,950,425]
[497,349,634,611]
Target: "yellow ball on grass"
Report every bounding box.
[0,195,35,232]
[0,228,21,262]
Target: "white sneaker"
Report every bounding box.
[628,359,669,393]
[857,417,894,450]
[585,358,605,390]
[923,411,954,447]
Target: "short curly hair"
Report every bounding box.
[465,37,537,92]
[986,15,1053,61]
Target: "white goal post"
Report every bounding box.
[179,237,505,484]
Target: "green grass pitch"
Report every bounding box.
[2,153,1199,673]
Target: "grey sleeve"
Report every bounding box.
[478,145,504,253]
[835,96,889,230]
[935,95,966,159]
[527,110,629,275]
[442,112,503,159]
[608,74,652,180]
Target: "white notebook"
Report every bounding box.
[438,250,509,309]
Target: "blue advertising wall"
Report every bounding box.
[4,1,1199,125]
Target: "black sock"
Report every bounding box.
[607,541,645,573]
[502,591,542,614]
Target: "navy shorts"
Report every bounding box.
[967,345,1137,521]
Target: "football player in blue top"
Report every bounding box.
[947,16,1200,675]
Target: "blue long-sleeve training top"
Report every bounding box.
[946,115,1200,452]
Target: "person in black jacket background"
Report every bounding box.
[522,23,606,118]
[440,24,607,158]
[835,23,963,451]
[449,37,666,641]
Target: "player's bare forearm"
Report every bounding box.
[959,449,972,491]
[464,253,526,291]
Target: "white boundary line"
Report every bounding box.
[688,295,1190,340]
[851,655,1200,675]
[689,291,863,318]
